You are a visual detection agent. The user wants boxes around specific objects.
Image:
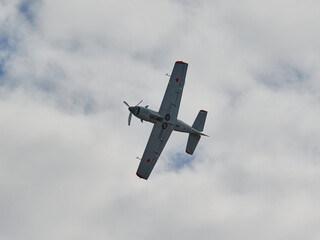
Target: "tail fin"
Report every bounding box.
[186,110,208,155]
[192,110,207,132]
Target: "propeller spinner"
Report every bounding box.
[123,100,143,126]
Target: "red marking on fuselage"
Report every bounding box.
[147,158,151,163]
[175,78,179,82]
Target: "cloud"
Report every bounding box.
[18,0,39,25]
[1,0,320,239]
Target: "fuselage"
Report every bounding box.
[129,106,201,135]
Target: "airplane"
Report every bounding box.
[124,61,208,180]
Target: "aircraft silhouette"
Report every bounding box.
[124,61,208,180]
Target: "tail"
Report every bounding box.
[186,110,208,155]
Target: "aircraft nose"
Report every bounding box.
[129,107,134,113]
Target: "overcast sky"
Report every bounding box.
[1,0,320,239]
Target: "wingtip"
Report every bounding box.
[136,172,148,180]
[175,61,188,64]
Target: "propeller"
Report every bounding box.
[136,100,143,106]
[123,101,130,107]
[128,111,132,126]
[123,100,143,126]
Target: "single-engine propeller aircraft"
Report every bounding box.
[124,61,208,180]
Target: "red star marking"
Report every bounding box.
[175,78,179,82]
[147,158,151,163]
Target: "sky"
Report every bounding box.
[1,0,320,239]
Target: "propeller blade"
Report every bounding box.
[135,100,143,106]
[128,112,132,126]
[123,101,130,107]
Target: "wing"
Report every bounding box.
[158,61,188,121]
[136,122,174,180]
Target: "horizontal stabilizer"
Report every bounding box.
[186,110,208,155]
[192,110,207,132]
[186,133,200,155]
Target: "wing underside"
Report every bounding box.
[158,61,188,121]
[136,61,188,180]
[136,122,174,180]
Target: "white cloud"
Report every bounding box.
[1,0,320,239]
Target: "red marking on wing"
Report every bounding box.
[200,110,207,113]
[176,61,187,64]
[186,150,192,155]
[175,78,179,82]
[136,172,146,179]
[147,158,151,163]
